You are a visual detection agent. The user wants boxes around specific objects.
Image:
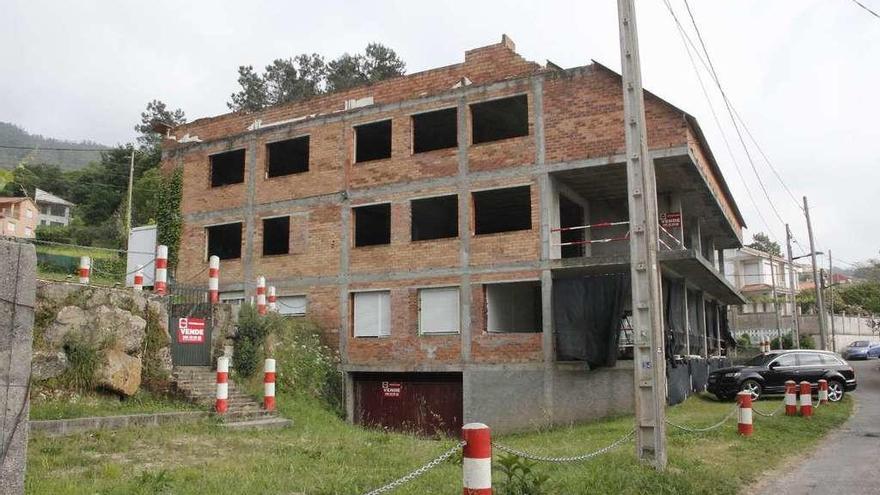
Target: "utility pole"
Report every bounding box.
[769,254,783,349]
[804,196,828,350]
[828,249,836,352]
[125,150,136,250]
[617,0,667,469]
[785,224,801,348]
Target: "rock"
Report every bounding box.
[31,351,69,381]
[94,306,146,353]
[96,349,141,396]
[156,347,173,377]
[43,306,90,347]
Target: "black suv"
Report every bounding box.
[708,350,856,402]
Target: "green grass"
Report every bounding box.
[35,244,117,260]
[29,390,200,421]
[25,393,852,494]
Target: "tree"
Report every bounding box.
[227,43,406,112]
[135,99,186,150]
[747,232,781,257]
[853,259,880,282]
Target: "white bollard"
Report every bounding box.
[264,358,276,411]
[208,255,220,304]
[78,256,91,284]
[133,269,144,291]
[155,245,168,296]
[268,286,277,312]
[256,276,267,315]
[462,423,492,495]
[216,356,229,414]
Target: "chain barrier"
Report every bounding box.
[752,401,785,418]
[361,441,465,495]
[491,429,634,463]
[665,405,738,433]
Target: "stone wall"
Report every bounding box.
[33,280,172,396]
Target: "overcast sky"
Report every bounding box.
[2,0,878,265]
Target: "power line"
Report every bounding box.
[851,0,880,19]
[0,144,114,152]
[660,0,778,240]
[678,0,790,230]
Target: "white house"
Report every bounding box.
[723,246,803,316]
[34,188,74,227]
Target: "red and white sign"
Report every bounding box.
[660,211,682,229]
[177,317,206,344]
[382,381,402,398]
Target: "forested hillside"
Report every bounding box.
[0,122,106,170]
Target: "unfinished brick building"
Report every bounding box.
[161,35,746,434]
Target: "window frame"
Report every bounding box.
[411,107,458,154]
[469,94,529,145]
[353,119,393,163]
[353,202,392,247]
[261,215,291,256]
[265,134,310,178]
[352,290,391,338]
[209,148,247,188]
[205,221,243,261]
[418,286,461,335]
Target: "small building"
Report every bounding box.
[0,197,38,238]
[34,188,75,227]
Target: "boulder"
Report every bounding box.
[31,351,69,381]
[43,305,90,347]
[95,349,141,396]
[155,347,173,377]
[94,306,146,353]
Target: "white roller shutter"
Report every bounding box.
[354,291,390,337]
[277,295,307,316]
[419,287,460,334]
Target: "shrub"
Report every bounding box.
[233,304,271,378]
[494,453,550,495]
[141,305,171,387]
[61,336,101,391]
[270,318,343,413]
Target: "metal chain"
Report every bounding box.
[491,429,634,463]
[752,401,785,418]
[361,441,465,495]
[666,405,738,433]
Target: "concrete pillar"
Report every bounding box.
[0,240,36,494]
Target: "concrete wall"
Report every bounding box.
[464,363,634,433]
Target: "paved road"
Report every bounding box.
[754,359,880,495]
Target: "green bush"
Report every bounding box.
[494,453,550,495]
[36,224,73,243]
[270,318,343,413]
[232,304,271,378]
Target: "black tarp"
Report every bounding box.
[664,279,686,357]
[690,358,709,392]
[686,289,702,356]
[705,300,719,354]
[667,361,690,405]
[553,274,630,367]
[720,307,736,348]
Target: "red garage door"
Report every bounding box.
[354,372,462,437]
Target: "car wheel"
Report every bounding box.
[741,379,762,401]
[827,380,845,402]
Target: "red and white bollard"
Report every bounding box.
[263,358,276,411]
[785,380,798,416]
[208,255,220,304]
[462,423,492,495]
[155,245,168,296]
[78,256,91,284]
[799,381,813,417]
[268,286,277,313]
[737,391,753,436]
[256,276,267,315]
[215,356,229,414]
[818,379,829,405]
[133,269,144,291]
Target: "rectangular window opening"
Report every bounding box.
[419,287,460,334]
[412,108,457,153]
[486,281,542,333]
[559,195,585,259]
[353,291,391,337]
[473,186,531,235]
[354,203,391,247]
[262,216,290,256]
[210,149,246,187]
[277,295,307,316]
[355,120,392,163]
[470,95,528,145]
[267,136,309,177]
[206,222,242,260]
[411,195,458,241]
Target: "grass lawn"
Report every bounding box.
[34,244,117,260]
[26,392,852,495]
[29,390,200,421]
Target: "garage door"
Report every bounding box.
[354,372,462,437]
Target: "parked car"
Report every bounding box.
[842,340,880,360]
[708,350,856,402]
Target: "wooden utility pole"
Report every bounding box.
[125,150,136,250]
[804,196,828,350]
[617,0,668,469]
[785,224,801,348]
[828,249,836,352]
[769,254,783,349]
